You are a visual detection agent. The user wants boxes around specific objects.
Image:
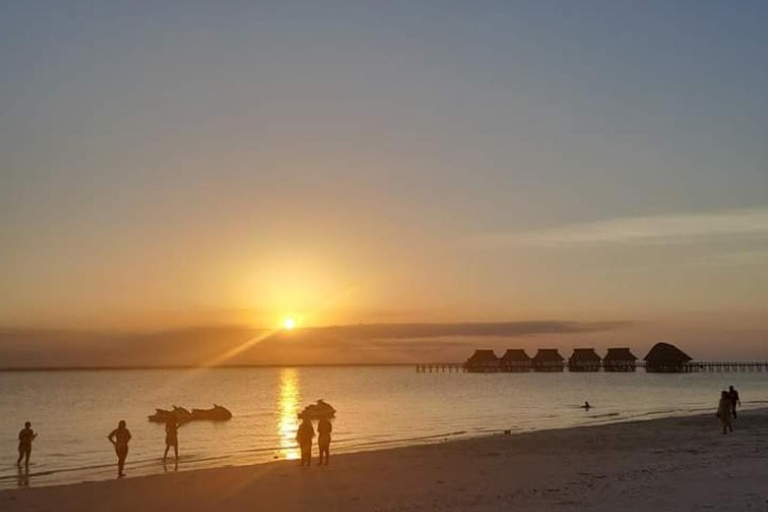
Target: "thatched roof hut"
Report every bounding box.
[499,349,531,372]
[532,349,565,372]
[568,348,601,372]
[603,348,638,372]
[644,342,692,373]
[465,349,499,372]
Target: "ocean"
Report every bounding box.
[1,367,765,489]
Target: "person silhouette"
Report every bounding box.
[317,417,332,466]
[728,385,741,418]
[296,416,315,467]
[17,421,37,467]
[717,391,733,434]
[163,417,180,463]
[581,401,591,410]
[108,420,132,478]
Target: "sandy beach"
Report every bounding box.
[2,409,767,512]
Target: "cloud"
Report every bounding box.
[693,250,768,267]
[0,321,631,368]
[480,207,768,248]
[263,321,629,342]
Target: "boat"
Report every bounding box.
[298,399,336,420]
[148,406,192,423]
[148,404,232,423]
[191,404,232,421]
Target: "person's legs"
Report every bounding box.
[319,444,329,465]
[164,444,170,462]
[117,446,128,477]
[173,442,178,461]
[17,445,23,466]
[23,445,31,466]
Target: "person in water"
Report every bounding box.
[717,391,733,434]
[296,417,315,467]
[17,421,37,467]
[581,401,591,410]
[108,420,132,478]
[728,385,741,418]
[163,417,180,463]
[317,417,332,466]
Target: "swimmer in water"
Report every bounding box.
[581,401,591,410]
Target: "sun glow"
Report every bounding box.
[283,317,297,330]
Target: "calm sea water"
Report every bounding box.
[1,367,767,489]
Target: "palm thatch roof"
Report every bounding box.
[569,348,601,363]
[604,348,637,362]
[643,342,691,363]
[500,349,531,363]
[532,349,564,363]
[466,349,499,364]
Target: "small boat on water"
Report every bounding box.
[191,404,233,421]
[148,404,232,423]
[298,399,336,420]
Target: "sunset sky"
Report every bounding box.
[1,1,766,360]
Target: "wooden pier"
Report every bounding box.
[415,363,466,373]
[679,361,768,373]
[416,361,768,373]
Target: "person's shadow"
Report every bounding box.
[16,466,30,488]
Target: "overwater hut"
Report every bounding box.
[531,349,565,372]
[465,349,499,373]
[568,348,601,372]
[499,349,531,372]
[644,342,692,373]
[603,348,638,372]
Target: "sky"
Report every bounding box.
[1,1,766,361]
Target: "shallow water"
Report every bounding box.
[1,367,765,489]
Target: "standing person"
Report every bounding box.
[317,417,332,466]
[717,391,733,434]
[108,420,132,478]
[728,385,741,418]
[16,422,37,467]
[163,417,180,463]
[295,417,315,467]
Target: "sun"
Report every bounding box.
[282,317,297,330]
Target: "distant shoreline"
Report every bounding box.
[0,363,420,372]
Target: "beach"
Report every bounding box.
[3,409,767,512]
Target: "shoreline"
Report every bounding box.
[3,407,768,511]
[1,402,759,491]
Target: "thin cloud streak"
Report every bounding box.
[693,250,768,267]
[481,208,768,248]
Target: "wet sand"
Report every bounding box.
[2,409,768,512]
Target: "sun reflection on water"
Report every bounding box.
[278,368,301,460]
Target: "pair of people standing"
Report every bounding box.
[106,417,180,478]
[716,385,742,435]
[296,416,332,466]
